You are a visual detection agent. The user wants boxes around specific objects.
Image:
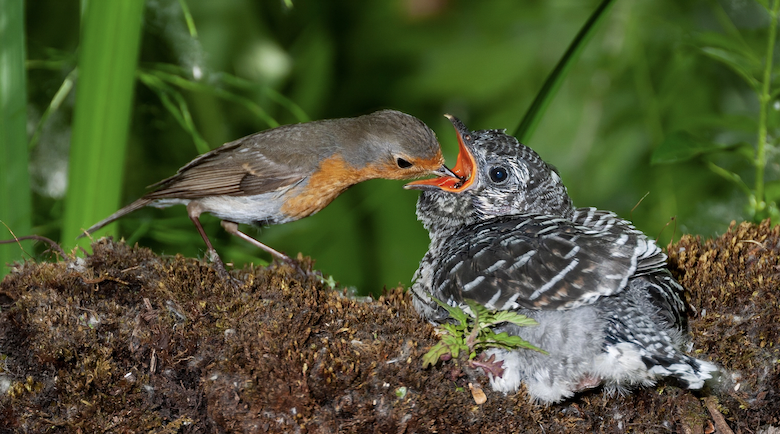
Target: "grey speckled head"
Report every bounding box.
[406,115,573,239]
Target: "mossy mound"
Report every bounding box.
[1,221,779,433]
[668,219,780,432]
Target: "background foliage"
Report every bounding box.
[5,0,779,293]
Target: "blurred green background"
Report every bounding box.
[3,0,778,293]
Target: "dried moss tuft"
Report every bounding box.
[668,220,780,430]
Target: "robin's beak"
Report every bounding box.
[432,165,458,178]
[405,114,477,192]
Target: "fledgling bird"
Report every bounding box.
[82,110,453,274]
[405,115,717,404]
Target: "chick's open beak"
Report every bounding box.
[404,114,477,192]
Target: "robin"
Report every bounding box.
[405,115,717,403]
[82,109,454,275]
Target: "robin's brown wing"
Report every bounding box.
[145,132,316,200]
[431,214,665,311]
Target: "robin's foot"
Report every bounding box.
[206,248,241,287]
[220,220,318,277]
[272,254,314,279]
[189,213,238,285]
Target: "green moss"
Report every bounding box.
[1,226,779,432]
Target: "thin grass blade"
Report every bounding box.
[513,0,616,142]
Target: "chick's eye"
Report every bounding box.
[489,167,509,183]
[396,158,413,169]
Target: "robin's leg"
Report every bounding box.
[187,202,230,280]
[219,220,292,263]
[221,221,312,277]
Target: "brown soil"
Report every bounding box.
[1,220,778,433]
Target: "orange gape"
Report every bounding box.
[404,114,476,192]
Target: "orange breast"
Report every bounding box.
[279,149,445,220]
[279,154,394,219]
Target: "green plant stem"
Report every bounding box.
[466,324,480,351]
[177,0,198,37]
[513,0,615,142]
[0,0,32,278]
[708,161,752,196]
[144,68,280,128]
[137,71,210,154]
[61,0,145,248]
[755,0,780,212]
[29,68,77,152]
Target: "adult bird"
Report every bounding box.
[405,115,717,403]
[83,110,453,275]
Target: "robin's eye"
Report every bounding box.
[396,158,413,169]
[489,167,509,183]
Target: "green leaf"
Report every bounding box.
[513,0,616,142]
[709,3,756,55]
[442,335,464,359]
[425,296,545,367]
[651,131,732,165]
[695,31,762,77]
[475,331,547,354]
[432,297,469,324]
[488,311,539,328]
[495,333,548,354]
[441,323,465,337]
[464,299,489,323]
[699,47,760,90]
[422,342,451,369]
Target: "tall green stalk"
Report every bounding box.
[0,0,32,278]
[513,0,615,142]
[61,0,145,249]
[754,0,780,215]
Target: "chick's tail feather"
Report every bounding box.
[77,198,153,239]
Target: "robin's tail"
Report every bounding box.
[77,198,153,239]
